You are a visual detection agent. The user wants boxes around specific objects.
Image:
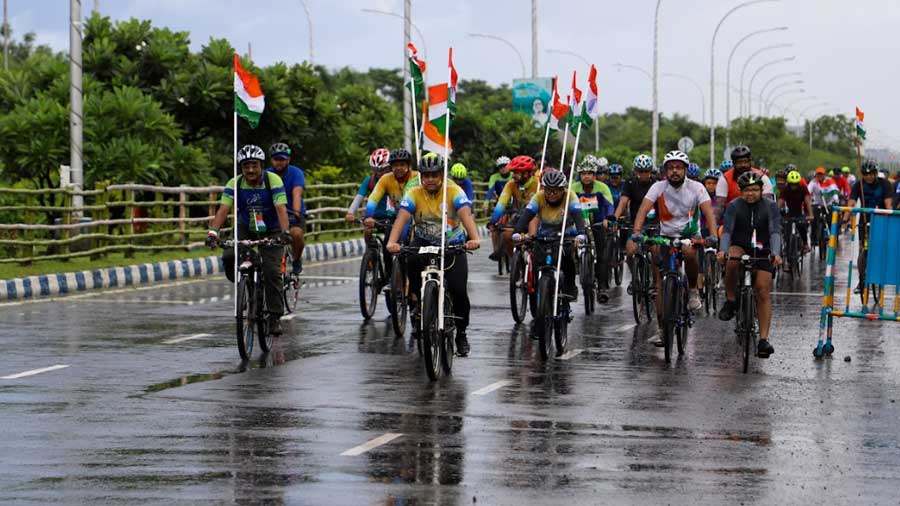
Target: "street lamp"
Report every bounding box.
[781,96,818,122]
[653,0,662,166]
[549,49,599,151]
[747,56,796,118]
[613,62,651,80]
[725,26,789,147]
[766,88,804,116]
[299,0,314,64]
[739,43,793,117]
[760,77,802,113]
[709,0,781,170]
[758,73,801,115]
[663,72,706,125]
[471,33,526,78]
[362,8,427,61]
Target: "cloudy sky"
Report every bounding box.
[8,0,900,149]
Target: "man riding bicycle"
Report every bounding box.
[451,163,475,200]
[715,145,774,219]
[629,150,717,340]
[365,148,420,230]
[346,148,391,223]
[843,159,895,294]
[488,155,540,262]
[777,170,814,256]
[572,157,615,302]
[267,142,307,274]
[614,154,658,295]
[207,144,292,335]
[386,154,481,357]
[608,164,625,210]
[717,171,782,358]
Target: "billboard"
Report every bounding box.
[512,78,553,128]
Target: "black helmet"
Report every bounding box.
[731,145,752,161]
[737,171,764,189]
[268,142,291,158]
[389,148,412,164]
[775,168,789,179]
[419,153,444,173]
[541,169,567,189]
[861,159,878,174]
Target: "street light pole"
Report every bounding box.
[402,0,411,152]
[652,0,662,166]
[299,0,314,64]
[709,0,780,171]
[531,0,538,78]
[2,0,8,70]
[69,0,84,214]
[765,88,804,116]
[747,56,795,118]
[758,73,801,116]
[739,43,792,117]
[470,33,526,78]
[725,26,788,147]
[550,49,598,151]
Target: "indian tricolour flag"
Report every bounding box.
[820,176,841,203]
[233,53,265,129]
[428,50,458,138]
[406,43,426,100]
[547,77,569,131]
[423,84,452,154]
[582,64,599,126]
[566,70,583,134]
[855,106,866,140]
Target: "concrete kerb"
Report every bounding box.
[0,226,490,302]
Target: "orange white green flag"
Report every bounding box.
[233,54,265,129]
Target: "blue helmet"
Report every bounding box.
[703,168,723,181]
[720,159,734,170]
[609,164,623,175]
[633,154,653,171]
[687,163,702,179]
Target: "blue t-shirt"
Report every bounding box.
[268,165,306,214]
[608,183,623,209]
[221,172,288,230]
[454,178,475,200]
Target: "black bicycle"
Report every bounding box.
[628,223,658,325]
[700,244,720,316]
[605,221,625,287]
[281,246,302,314]
[731,254,768,373]
[221,238,279,360]
[509,239,537,323]
[578,229,595,315]
[811,205,831,262]
[781,216,807,282]
[529,234,574,360]
[357,219,393,320]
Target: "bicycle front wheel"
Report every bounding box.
[739,289,753,374]
[358,249,379,320]
[612,240,624,286]
[389,256,408,338]
[421,281,442,381]
[630,255,647,324]
[509,250,528,323]
[537,273,555,361]
[236,276,255,360]
[257,283,273,354]
[662,276,679,364]
[580,248,595,315]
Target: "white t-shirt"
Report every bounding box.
[643,179,710,237]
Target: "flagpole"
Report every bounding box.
[410,79,421,166]
[554,121,582,317]
[232,111,239,318]
[558,124,570,175]
[537,119,552,191]
[438,48,453,331]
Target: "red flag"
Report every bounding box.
[855,107,864,122]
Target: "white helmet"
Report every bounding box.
[597,156,609,169]
[662,150,690,168]
[237,144,266,165]
[495,156,511,167]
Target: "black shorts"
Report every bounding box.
[730,244,775,274]
[289,213,307,230]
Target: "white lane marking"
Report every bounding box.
[162,333,213,344]
[87,299,198,305]
[2,364,69,380]
[615,323,637,332]
[280,313,296,321]
[471,379,515,396]
[558,348,584,360]
[340,433,403,456]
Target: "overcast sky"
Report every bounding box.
[8,0,900,150]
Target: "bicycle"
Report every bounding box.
[357,218,393,320]
[700,245,719,316]
[605,221,625,287]
[281,247,302,314]
[780,216,807,283]
[398,244,468,381]
[221,238,279,360]
[628,223,658,325]
[811,205,831,262]
[509,239,538,323]
[638,235,702,364]
[730,254,768,373]
[578,229,596,315]
[524,234,574,361]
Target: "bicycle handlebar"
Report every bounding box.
[220,238,281,248]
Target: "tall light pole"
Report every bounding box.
[663,72,706,125]
[709,0,781,170]
[747,56,795,118]
[652,0,662,166]
[550,49,599,151]
[93,0,99,13]
[739,43,792,117]
[758,73,801,115]
[531,0,538,78]
[299,0,314,64]
[725,26,788,147]
[69,0,84,214]
[2,0,9,70]
[361,8,427,61]
[766,88,803,116]
[471,33,526,77]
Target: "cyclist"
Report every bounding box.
[485,156,512,203]
[686,163,702,182]
[608,164,625,210]
[364,148,420,230]
[513,169,587,301]
[717,172,782,358]
[777,170,815,256]
[843,160,895,293]
[207,144,291,335]
[807,166,841,211]
[346,148,391,222]
[843,165,857,187]
[572,158,615,302]
[386,154,481,357]
[595,156,611,185]
[488,155,539,262]
[715,146,774,219]
[451,163,475,200]
[267,142,307,274]
[698,168,722,294]
[613,154,657,294]
[832,166,851,201]
[720,159,734,172]
[629,150,717,336]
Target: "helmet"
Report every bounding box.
[687,163,702,179]
[861,159,878,174]
[828,169,834,176]
[787,171,802,184]
[576,159,598,173]
[737,171,764,189]
[662,150,690,169]
[841,166,851,174]
[389,148,412,164]
[633,154,653,171]
[784,164,797,173]
[450,163,467,179]
[541,169,567,189]
[731,145,752,161]
[597,156,609,169]
[237,144,266,165]
[419,153,444,173]
[774,168,788,179]
[581,154,600,169]
[609,164,623,175]
[720,159,734,170]
[268,142,291,158]
[507,155,535,172]
[369,148,390,169]
[703,168,722,181]
[495,156,511,167]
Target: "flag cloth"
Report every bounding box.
[582,64,599,127]
[547,77,569,131]
[855,106,866,139]
[566,70,583,134]
[856,106,865,122]
[423,95,452,154]
[406,43,427,100]
[820,177,841,202]
[233,54,265,128]
[428,50,458,136]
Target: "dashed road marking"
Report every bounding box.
[471,379,515,396]
[2,364,70,380]
[162,333,213,344]
[340,433,403,456]
[558,348,584,360]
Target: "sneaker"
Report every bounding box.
[757,339,774,358]
[269,316,284,336]
[718,300,736,321]
[292,258,303,275]
[488,252,500,261]
[455,331,470,357]
[597,289,610,304]
[651,327,664,347]
[627,282,634,296]
[688,289,702,311]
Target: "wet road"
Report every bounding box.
[2,244,899,505]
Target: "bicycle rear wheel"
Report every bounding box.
[509,250,528,323]
[389,256,407,338]
[612,240,624,286]
[631,256,646,324]
[358,249,379,320]
[676,286,688,356]
[421,281,442,381]
[662,276,678,364]
[537,273,555,361]
[555,275,569,356]
[739,289,753,374]
[440,296,455,375]
[257,283,274,353]
[580,248,595,315]
[236,276,255,360]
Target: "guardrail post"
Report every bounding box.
[21,195,34,266]
[125,185,135,258]
[60,190,72,259]
[178,184,187,247]
[92,182,109,260]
